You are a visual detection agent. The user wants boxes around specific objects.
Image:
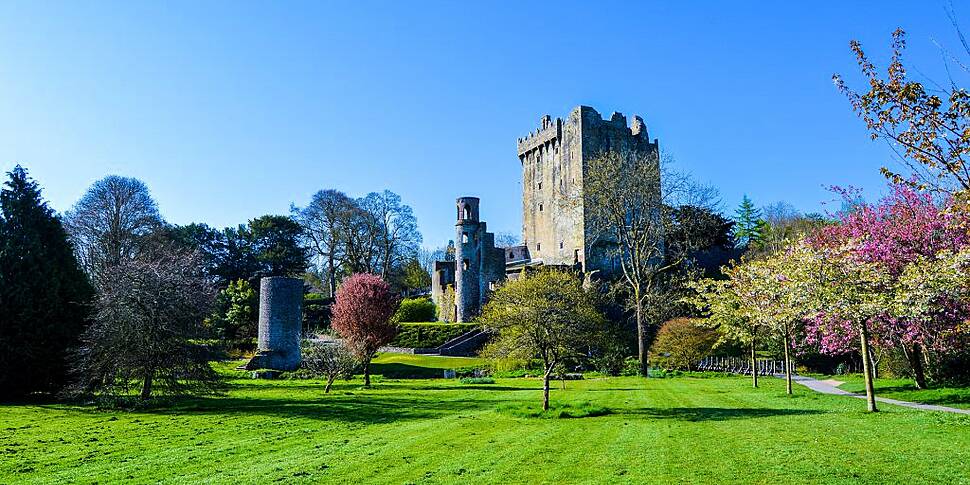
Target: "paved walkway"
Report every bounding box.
[789,375,970,415]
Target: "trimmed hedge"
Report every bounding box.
[393,297,437,323]
[391,322,478,348]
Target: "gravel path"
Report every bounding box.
[790,375,970,414]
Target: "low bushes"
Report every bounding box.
[393,297,436,323]
[391,322,477,348]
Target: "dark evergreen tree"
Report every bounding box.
[732,195,764,249]
[243,215,308,278]
[0,166,93,398]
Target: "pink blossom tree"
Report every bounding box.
[809,184,969,388]
[331,273,399,386]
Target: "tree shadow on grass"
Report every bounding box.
[622,407,826,422]
[125,395,497,424]
[412,385,541,392]
[369,363,449,379]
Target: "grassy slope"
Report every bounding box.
[2,366,969,484]
[824,374,970,410]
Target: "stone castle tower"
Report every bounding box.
[431,197,505,322]
[432,106,660,322]
[516,105,660,276]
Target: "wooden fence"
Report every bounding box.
[696,356,794,376]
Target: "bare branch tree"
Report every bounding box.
[63,176,163,281]
[69,247,217,401]
[580,150,719,375]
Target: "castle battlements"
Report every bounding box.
[516,106,653,158]
[516,115,562,157]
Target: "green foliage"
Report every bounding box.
[400,258,431,294]
[480,269,606,409]
[439,284,456,322]
[732,195,764,249]
[390,322,476,348]
[393,297,437,323]
[244,214,309,278]
[303,293,333,332]
[620,357,643,377]
[0,166,94,398]
[649,318,718,371]
[207,279,258,341]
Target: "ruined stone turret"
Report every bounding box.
[245,277,304,371]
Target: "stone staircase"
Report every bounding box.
[437,328,492,356]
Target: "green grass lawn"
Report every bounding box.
[822,374,970,410]
[3,361,969,484]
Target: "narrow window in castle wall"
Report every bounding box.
[462,232,469,244]
[539,204,543,212]
[462,259,469,270]
[537,243,541,251]
[560,241,564,249]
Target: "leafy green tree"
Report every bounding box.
[208,279,258,341]
[400,257,431,295]
[244,215,308,278]
[0,166,94,398]
[688,274,766,388]
[649,318,717,371]
[480,270,605,410]
[732,195,764,249]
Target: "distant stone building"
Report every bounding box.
[432,106,660,321]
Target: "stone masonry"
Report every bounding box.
[245,277,304,371]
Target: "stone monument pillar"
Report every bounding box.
[245,276,304,371]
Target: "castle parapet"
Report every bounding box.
[516,115,562,157]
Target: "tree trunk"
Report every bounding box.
[140,371,153,401]
[325,375,335,393]
[543,370,551,411]
[636,298,649,377]
[909,343,927,390]
[859,322,878,412]
[328,255,337,298]
[363,360,371,387]
[869,346,879,379]
[783,331,793,395]
[750,339,758,388]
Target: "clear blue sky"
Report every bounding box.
[0,1,964,248]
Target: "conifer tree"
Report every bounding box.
[732,195,764,249]
[0,166,93,398]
